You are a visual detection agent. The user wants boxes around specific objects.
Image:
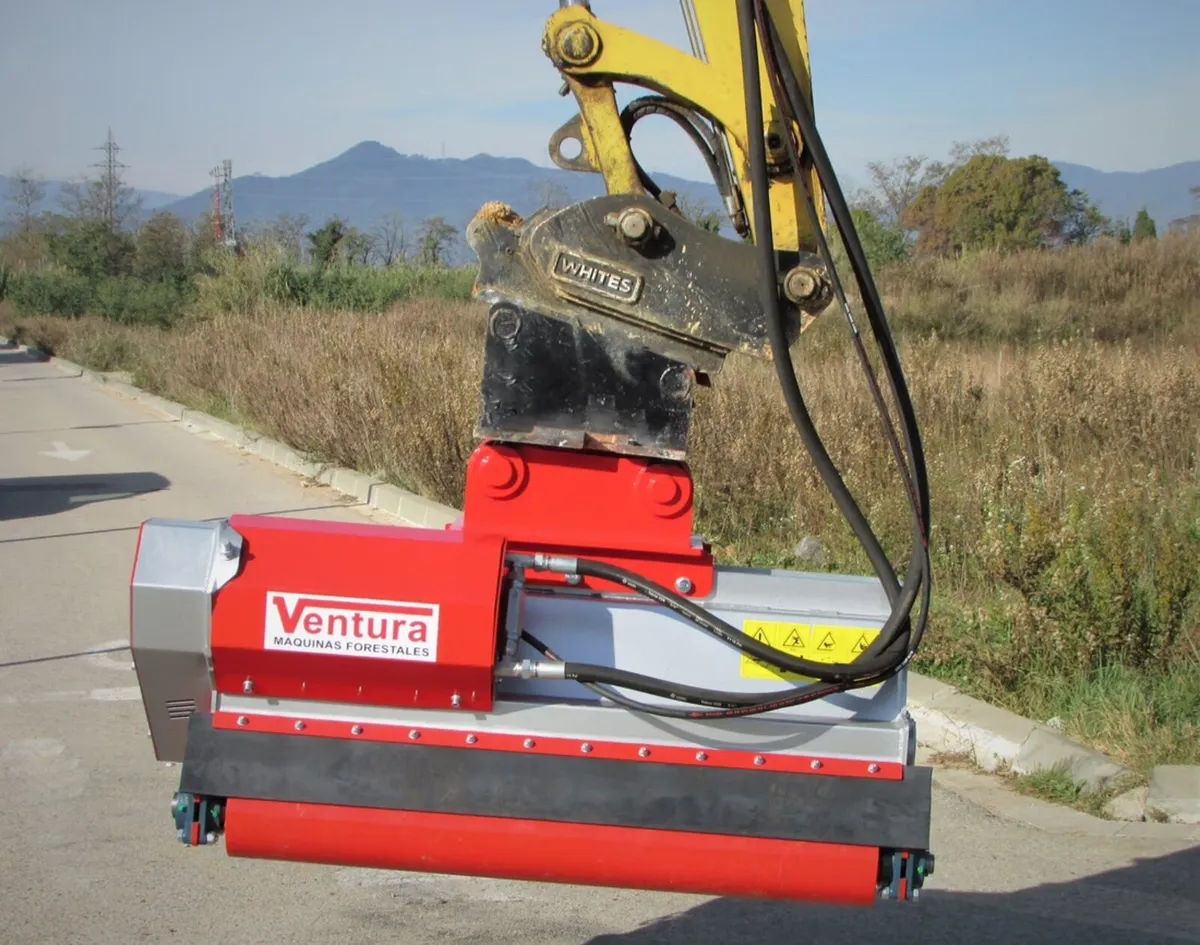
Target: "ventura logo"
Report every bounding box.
[263,591,440,662]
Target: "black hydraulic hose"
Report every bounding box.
[756,1,931,536]
[621,96,730,198]
[565,661,777,708]
[736,0,896,601]
[520,629,855,720]
[572,556,904,683]
[736,0,924,672]
[752,0,933,663]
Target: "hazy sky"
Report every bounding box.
[1,0,1197,197]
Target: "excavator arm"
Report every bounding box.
[132,0,935,909]
[543,0,823,251]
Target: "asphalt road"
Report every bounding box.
[1,344,1197,945]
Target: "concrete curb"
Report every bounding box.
[925,762,1200,842]
[11,337,1196,835]
[906,675,1134,792]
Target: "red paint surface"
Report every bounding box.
[225,799,881,905]
[210,515,505,711]
[461,441,715,596]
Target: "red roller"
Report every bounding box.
[224,799,881,905]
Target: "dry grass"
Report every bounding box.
[877,229,1200,344]
[6,229,1199,772]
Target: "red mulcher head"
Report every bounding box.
[133,442,934,906]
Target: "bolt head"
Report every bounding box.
[783,264,833,309]
[581,743,593,753]
[660,366,693,403]
[675,576,694,595]
[351,725,363,736]
[466,734,478,744]
[408,729,420,740]
[556,22,600,65]
[242,679,253,694]
[695,751,708,762]
[810,759,823,770]
[638,747,650,758]
[475,444,526,499]
[615,206,653,244]
[236,716,248,727]
[451,694,463,708]
[754,755,765,766]
[294,720,305,731]
[523,738,536,749]
[647,475,681,506]
[489,304,522,342]
[784,268,819,301]
[221,541,238,560]
[868,763,881,774]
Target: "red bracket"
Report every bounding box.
[460,441,715,598]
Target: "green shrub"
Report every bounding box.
[9,271,94,317]
[194,244,477,316]
[90,276,194,327]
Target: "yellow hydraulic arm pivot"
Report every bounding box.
[541,0,824,258]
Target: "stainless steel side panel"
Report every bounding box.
[131,519,242,762]
[501,565,907,723]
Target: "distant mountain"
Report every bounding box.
[1055,160,1200,230]
[0,175,183,221]
[156,141,723,240]
[10,143,1196,246]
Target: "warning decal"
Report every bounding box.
[740,620,881,681]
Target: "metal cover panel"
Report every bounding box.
[215,694,914,765]
[502,564,906,722]
[131,519,241,762]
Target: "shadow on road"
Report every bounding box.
[0,472,171,521]
[583,844,1200,944]
[0,348,48,366]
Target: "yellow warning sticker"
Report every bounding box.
[740,620,881,681]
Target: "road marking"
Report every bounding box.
[40,440,91,461]
[0,686,141,706]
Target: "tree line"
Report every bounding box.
[0,146,479,325]
[836,135,1191,270]
[0,172,467,279]
[3,131,1196,313]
